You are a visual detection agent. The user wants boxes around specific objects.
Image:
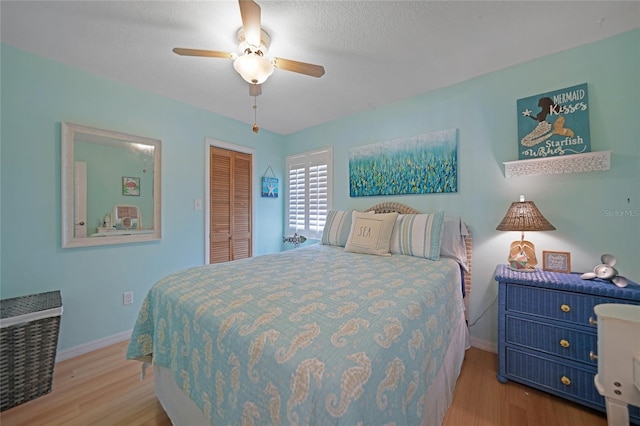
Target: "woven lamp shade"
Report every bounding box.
[496,201,556,232]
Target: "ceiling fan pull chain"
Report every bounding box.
[252,84,259,133]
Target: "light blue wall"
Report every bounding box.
[283,30,640,348]
[1,44,285,351]
[1,30,638,353]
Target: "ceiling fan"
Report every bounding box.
[173,0,325,97]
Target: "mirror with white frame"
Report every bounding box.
[61,122,162,248]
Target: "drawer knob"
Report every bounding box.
[589,316,597,326]
[560,304,571,313]
[590,351,598,361]
[560,339,570,348]
[561,376,572,386]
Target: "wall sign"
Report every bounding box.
[261,177,278,198]
[261,165,278,198]
[517,83,590,160]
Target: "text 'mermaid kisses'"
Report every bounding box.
[522,87,587,158]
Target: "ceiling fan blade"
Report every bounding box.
[249,83,262,97]
[273,57,325,78]
[173,48,233,59]
[239,0,261,47]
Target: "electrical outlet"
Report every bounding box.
[123,291,134,305]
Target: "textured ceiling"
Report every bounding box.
[2,1,638,135]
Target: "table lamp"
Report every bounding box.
[496,195,555,271]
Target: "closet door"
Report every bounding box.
[210,147,252,263]
[231,151,252,259]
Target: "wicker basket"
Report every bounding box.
[0,291,62,411]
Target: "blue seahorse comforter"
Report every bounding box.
[127,244,465,425]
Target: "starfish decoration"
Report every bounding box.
[267,182,276,196]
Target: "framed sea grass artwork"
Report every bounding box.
[349,129,458,197]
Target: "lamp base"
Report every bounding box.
[507,239,538,270]
[507,264,537,272]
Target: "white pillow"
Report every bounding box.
[389,212,445,261]
[440,215,469,271]
[344,211,398,256]
[321,210,353,247]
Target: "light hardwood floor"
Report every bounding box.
[442,347,607,426]
[1,341,608,425]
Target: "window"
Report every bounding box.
[286,148,332,240]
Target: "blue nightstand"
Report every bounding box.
[495,264,640,424]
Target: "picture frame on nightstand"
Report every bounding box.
[542,250,571,273]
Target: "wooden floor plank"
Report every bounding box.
[1,342,608,425]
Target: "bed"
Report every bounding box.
[127,203,472,425]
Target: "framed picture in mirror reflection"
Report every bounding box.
[122,176,140,196]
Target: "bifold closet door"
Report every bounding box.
[210,146,252,264]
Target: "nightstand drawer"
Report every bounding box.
[505,284,620,326]
[505,316,597,365]
[505,347,603,408]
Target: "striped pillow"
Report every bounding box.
[389,212,445,260]
[321,210,353,247]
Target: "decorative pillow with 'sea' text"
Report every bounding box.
[344,211,398,256]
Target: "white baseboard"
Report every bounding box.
[56,329,132,362]
[470,336,497,353]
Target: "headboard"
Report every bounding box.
[365,202,473,321]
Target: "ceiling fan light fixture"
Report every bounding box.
[233,52,274,84]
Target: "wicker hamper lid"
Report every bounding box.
[1,291,62,328]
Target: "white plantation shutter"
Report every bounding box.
[286,148,332,240]
[288,162,306,234]
[308,162,327,236]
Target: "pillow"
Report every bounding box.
[440,215,469,271]
[344,211,398,256]
[321,210,353,247]
[389,211,445,261]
